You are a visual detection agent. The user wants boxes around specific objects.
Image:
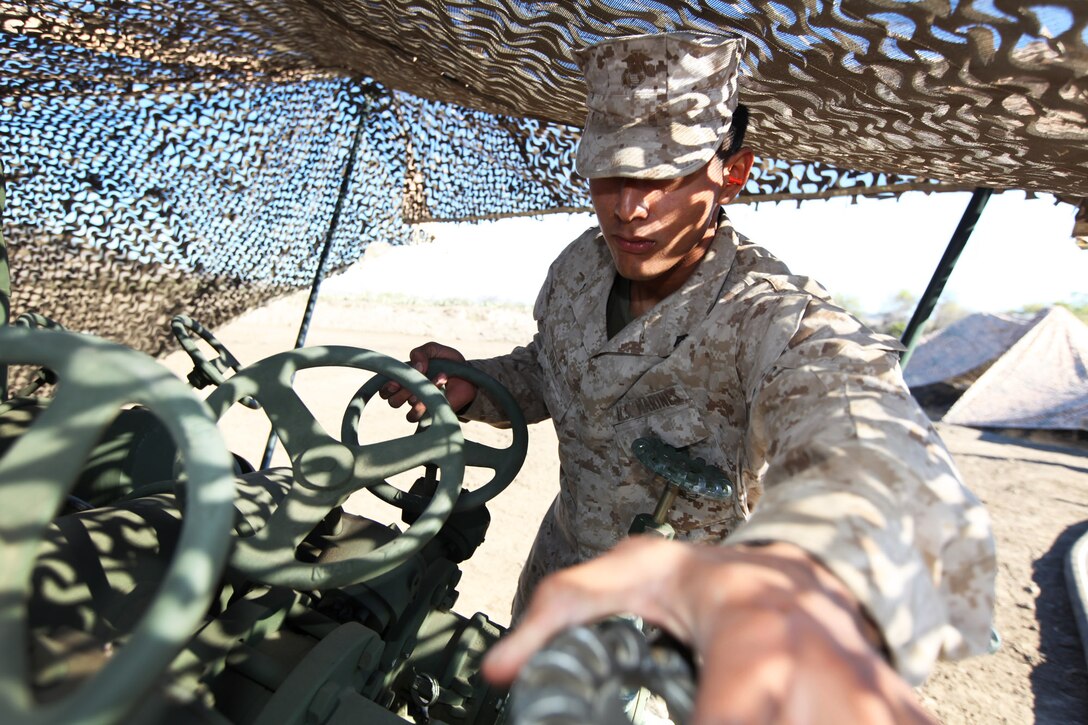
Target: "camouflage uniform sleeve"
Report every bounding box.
[462,333,551,426]
[723,285,996,685]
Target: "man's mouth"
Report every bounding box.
[611,235,656,254]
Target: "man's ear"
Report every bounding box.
[718,148,755,205]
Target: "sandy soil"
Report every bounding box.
[159,291,1088,724]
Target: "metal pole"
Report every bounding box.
[1,165,10,401]
[899,188,992,369]
[260,87,368,468]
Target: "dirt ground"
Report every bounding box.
[160,291,1088,724]
[917,425,1088,724]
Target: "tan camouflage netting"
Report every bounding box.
[0,1,1085,364]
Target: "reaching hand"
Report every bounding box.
[483,537,936,725]
[380,341,478,423]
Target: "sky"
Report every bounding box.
[324,190,1085,317]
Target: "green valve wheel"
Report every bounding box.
[0,328,237,725]
[205,346,466,591]
[171,314,259,409]
[343,358,528,513]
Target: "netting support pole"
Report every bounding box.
[261,87,368,468]
[899,187,992,370]
[1,165,9,401]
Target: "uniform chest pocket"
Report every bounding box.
[612,398,713,460]
[613,398,740,535]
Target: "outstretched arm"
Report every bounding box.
[726,288,996,682]
[483,536,936,725]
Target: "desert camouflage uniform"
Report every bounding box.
[464,215,996,684]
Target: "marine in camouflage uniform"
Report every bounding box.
[460,31,995,686]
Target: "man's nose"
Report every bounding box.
[615,182,650,222]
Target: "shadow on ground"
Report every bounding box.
[1032,520,1088,724]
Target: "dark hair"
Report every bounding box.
[716,104,749,160]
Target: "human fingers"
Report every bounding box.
[387,363,435,409]
[407,396,427,424]
[397,374,472,422]
[480,578,612,685]
[439,376,478,413]
[382,343,441,409]
[381,378,414,408]
[379,378,404,404]
[482,538,689,685]
[379,364,420,407]
[406,342,476,415]
[409,341,467,369]
[407,344,436,375]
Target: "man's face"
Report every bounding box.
[589,155,732,283]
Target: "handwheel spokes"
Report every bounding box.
[352,424,462,486]
[246,385,460,498]
[257,386,339,465]
[207,346,467,591]
[242,483,348,556]
[246,423,460,555]
[462,439,507,470]
[351,359,528,514]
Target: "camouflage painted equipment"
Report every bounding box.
[575,32,745,180]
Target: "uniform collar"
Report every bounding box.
[573,211,741,358]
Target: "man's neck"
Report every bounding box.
[628,230,716,317]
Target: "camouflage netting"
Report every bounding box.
[1,0,1085,370]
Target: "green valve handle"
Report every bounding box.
[629,437,734,538]
[631,436,734,502]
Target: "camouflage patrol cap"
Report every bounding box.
[575,32,745,180]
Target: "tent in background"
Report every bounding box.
[904,313,1036,391]
[906,307,1088,431]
